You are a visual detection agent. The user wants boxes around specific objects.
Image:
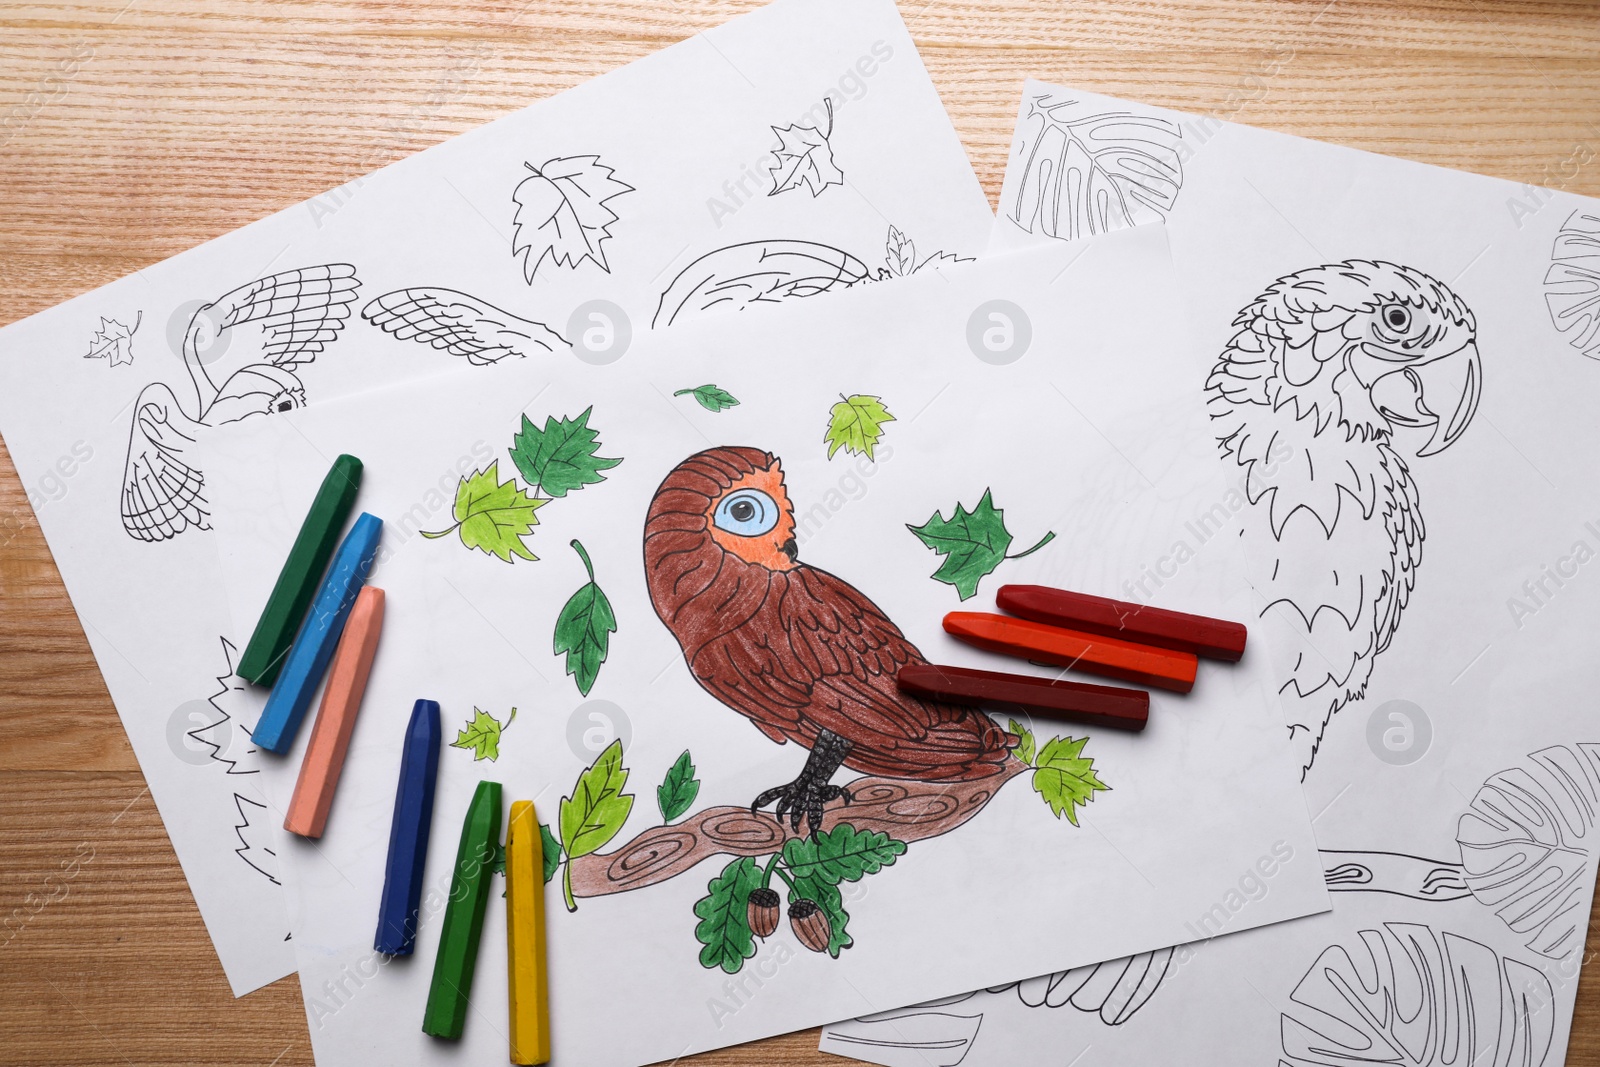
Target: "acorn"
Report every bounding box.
[789,899,832,954]
[747,887,780,938]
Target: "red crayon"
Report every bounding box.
[898,664,1148,732]
[944,612,1198,694]
[998,585,1247,663]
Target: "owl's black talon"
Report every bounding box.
[748,728,855,838]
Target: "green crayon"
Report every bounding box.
[423,780,503,1039]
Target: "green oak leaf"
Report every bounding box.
[539,822,561,884]
[781,823,906,886]
[509,406,623,498]
[824,394,894,461]
[1008,718,1037,766]
[557,737,633,910]
[553,539,617,696]
[693,856,763,973]
[673,384,740,412]
[786,872,852,957]
[656,749,701,824]
[1031,734,1110,826]
[422,461,546,563]
[448,706,516,762]
[488,840,507,876]
[906,488,1055,600]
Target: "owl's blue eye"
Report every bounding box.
[713,490,779,537]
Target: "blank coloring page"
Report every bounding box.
[199,228,1328,1067]
[0,0,991,995]
[820,81,1600,1067]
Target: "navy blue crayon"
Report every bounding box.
[376,699,442,956]
[252,513,383,754]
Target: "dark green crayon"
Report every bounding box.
[238,453,363,686]
[422,780,503,1040]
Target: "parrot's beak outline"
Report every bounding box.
[1368,342,1481,456]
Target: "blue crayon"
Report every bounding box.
[376,699,442,956]
[252,513,383,754]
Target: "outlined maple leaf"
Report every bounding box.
[907,489,1055,600]
[84,311,141,366]
[512,155,635,282]
[768,99,844,198]
[824,394,894,461]
[422,461,546,563]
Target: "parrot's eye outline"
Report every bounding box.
[1381,304,1412,332]
[713,489,780,537]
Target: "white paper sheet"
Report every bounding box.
[201,226,1329,1067]
[820,81,1600,1067]
[0,0,992,995]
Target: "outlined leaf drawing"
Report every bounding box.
[1545,208,1600,358]
[1280,923,1556,1067]
[656,749,701,823]
[362,288,570,364]
[508,406,622,498]
[768,99,844,198]
[422,461,546,563]
[907,489,1055,600]
[824,394,894,461]
[449,706,516,762]
[1008,717,1037,767]
[84,312,141,366]
[781,824,907,886]
[512,154,635,282]
[878,226,969,280]
[673,384,740,412]
[1031,735,1108,825]
[1007,94,1184,242]
[693,855,764,973]
[653,239,871,328]
[553,539,617,697]
[557,737,634,910]
[539,823,561,884]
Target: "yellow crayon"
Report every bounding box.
[506,800,550,1064]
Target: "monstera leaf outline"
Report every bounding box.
[1456,742,1600,960]
[1006,95,1184,242]
[1545,209,1600,358]
[1280,922,1554,1067]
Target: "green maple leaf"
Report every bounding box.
[824,394,894,461]
[656,749,701,823]
[539,823,561,884]
[449,706,517,762]
[781,823,906,886]
[1008,718,1037,766]
[509,406,622,498]
[692,856,763,973]
[422,461,546,563]
[906,488,1055,600]
[553,539,617,696]
[1031,735,1110,826]
[557,737,633,910]
[672,384,740,412]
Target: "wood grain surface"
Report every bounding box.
[2,1,1599,1064]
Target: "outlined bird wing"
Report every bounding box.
[210,263,361,368]
[694,564,1012,781]
[361,287,569,364]
[120,384,210,541]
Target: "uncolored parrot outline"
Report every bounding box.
[642,445,1015,837]
[118,264,362,542]
[1205,259,1483,776]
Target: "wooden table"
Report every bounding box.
[2,1,1598,1063]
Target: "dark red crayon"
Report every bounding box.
[997,585,1248,663]
[898,663,1149,733]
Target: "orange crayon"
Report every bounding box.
[284,586,386,838]
[943,611,1197,693]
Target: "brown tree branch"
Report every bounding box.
[567,757,1030,900]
